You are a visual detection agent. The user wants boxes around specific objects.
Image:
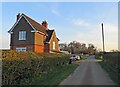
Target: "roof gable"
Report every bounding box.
[8,14,47,35]
[45,30,60,42]
[45,30,54,42]
[8,14,35,33]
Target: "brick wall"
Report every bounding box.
[49,32,60,52]
[34,44,44,53]
[11,44,34,51]
[44,43,49,53]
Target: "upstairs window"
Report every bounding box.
[19,31,26,40]
[53,42,55,50]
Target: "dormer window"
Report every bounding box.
[19,31,26,40]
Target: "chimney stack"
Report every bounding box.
[17,13,20,21]
[42,21,48,29]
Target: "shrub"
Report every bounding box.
[2,50,70,85]
[102,52,120,84]
[103,52,119,66]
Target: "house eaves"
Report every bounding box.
[8,14,36,33]
[8,14,46,36]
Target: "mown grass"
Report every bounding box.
[20,63,78,86]
[99,61,119,84]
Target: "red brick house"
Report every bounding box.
[8,13,60,53]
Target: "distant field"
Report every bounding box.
[2,50,78,85]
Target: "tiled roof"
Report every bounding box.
[23,14,47,34]
[9,13,60,42]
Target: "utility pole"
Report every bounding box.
[101,23,105,52]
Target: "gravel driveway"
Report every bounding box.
[59,55,116,85]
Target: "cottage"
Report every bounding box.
[8,13,60,53]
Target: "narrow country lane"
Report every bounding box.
[59,55,116,85]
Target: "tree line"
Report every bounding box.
[59,41,98,55]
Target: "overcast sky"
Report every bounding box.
[0,2,118,51]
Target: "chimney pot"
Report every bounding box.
[17,13,20,21]
[42,21,48,29]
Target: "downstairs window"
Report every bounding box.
[16,47,26,52]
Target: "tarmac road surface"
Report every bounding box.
[59,55,116,85]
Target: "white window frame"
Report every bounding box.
[19,31,26,40]
[53,42,55,50]
[16,47,26,52]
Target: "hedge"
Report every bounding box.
[2,50,71,85]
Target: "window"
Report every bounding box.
[53,42,55,50]
[16,47,26,52]
[19,31,26,40]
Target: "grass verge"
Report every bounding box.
[81,57,87,60]
[81,58,87,60]
[20,63,78,86]
[99,61,119,84]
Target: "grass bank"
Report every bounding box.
[98,52,119,84]
[99,61,119,84]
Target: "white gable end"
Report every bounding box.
[8,14,36,34]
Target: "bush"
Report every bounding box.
[103,52,119,66]
[2,50,70,85]
[95,52,103,59]
[101,52,120,84]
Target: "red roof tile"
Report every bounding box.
[23,14,47,35]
